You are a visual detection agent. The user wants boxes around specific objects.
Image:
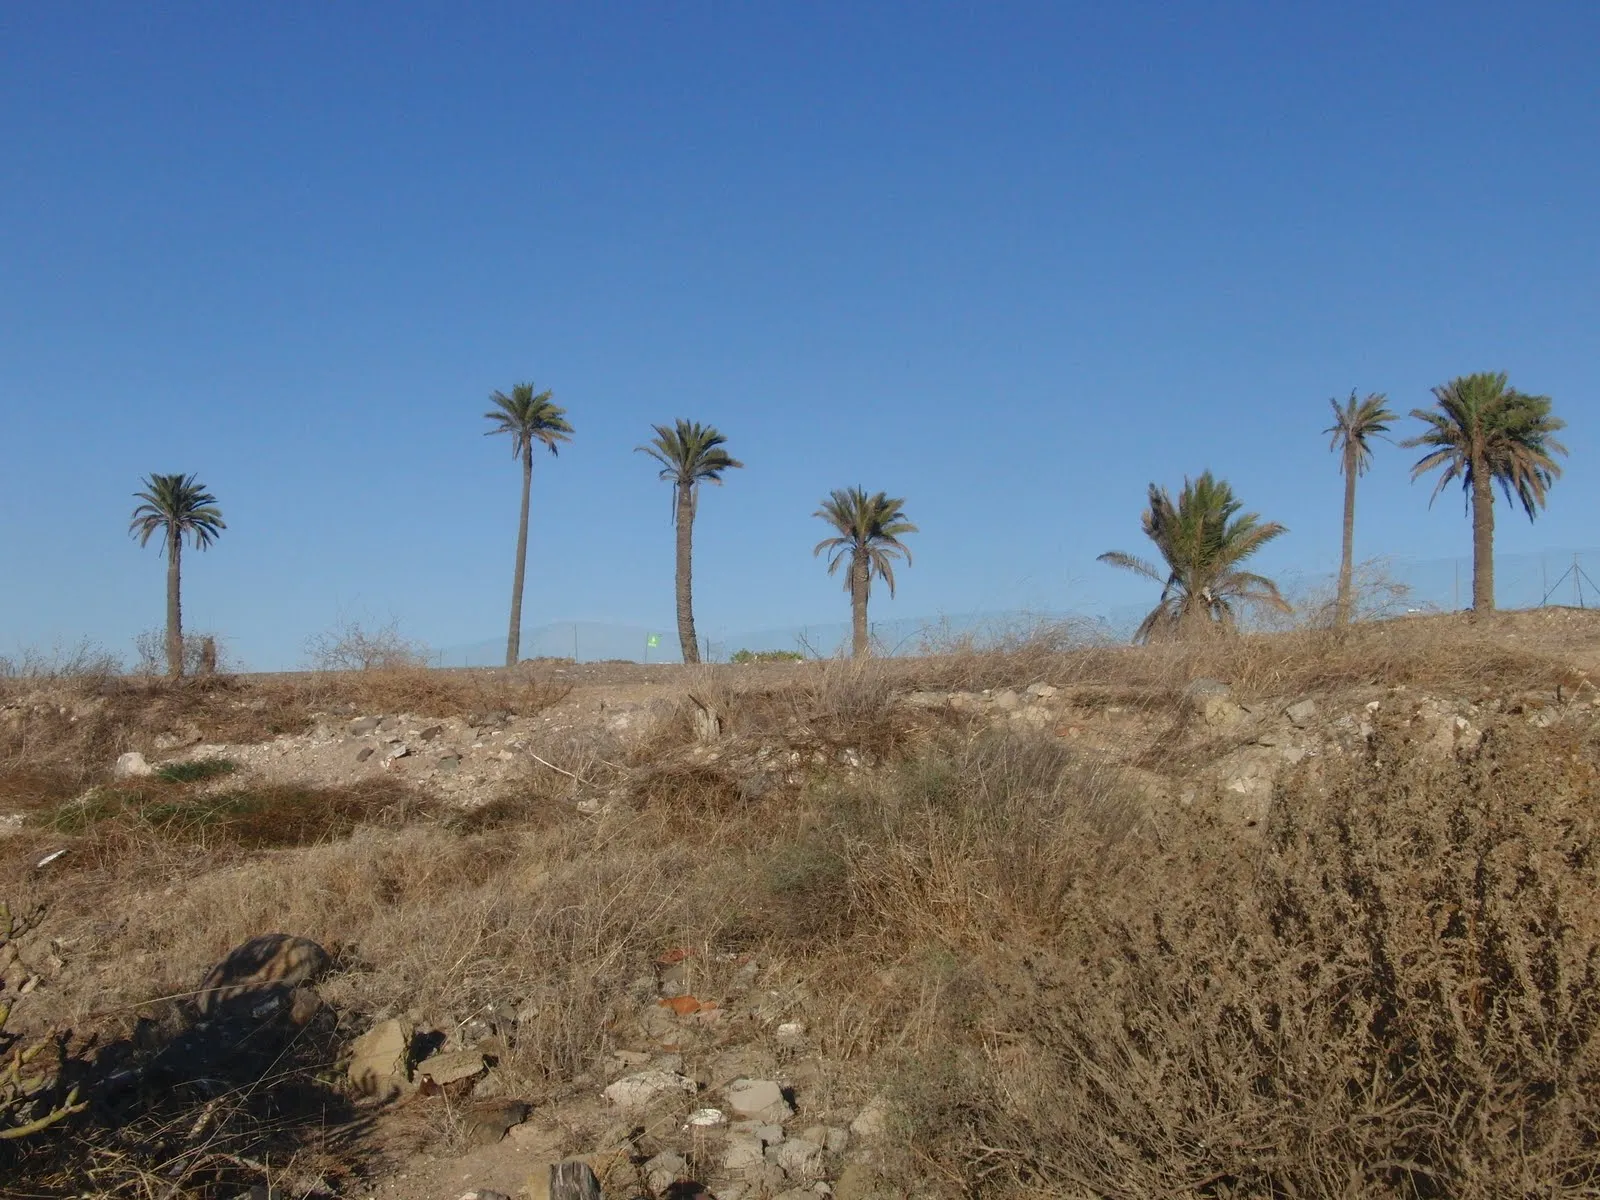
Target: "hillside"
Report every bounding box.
[2,608,1599,1198]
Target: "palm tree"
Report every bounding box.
[1325,390,1397,626]
[484,383,573,667]
[1402,372,1566,614]
[129,474,226,678]
[1098,471,1289,643]
[637,420,743,664]
[813,488,917,658]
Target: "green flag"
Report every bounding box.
[646,634,661,648]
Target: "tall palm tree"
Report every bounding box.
[813,488,917,658]
[484,383,573,666]
[129,474,226,678]
[1402,372,1566,614]
[1324,390,1396,626]
[637,420,743,664]
[1098,471,1289,643]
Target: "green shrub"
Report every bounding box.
[730,648,805,664]
[154,757,237,784]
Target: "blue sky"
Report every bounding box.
[2,2,1595,668]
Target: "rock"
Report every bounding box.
[195,934,330,1020]
[849,1098,889,1138]
[722,1136,768,1170]
[833,1162,890,1200]
[602,1069,696,1110]
[769,1136,825,1179]
[416,1048,485,1086]
[1025,682,1059,700]
[153,723,203,751]
[438,754,462,773]
[348,716,381,735]
[992,689,1022,712]
[420,724,445,741]
[348,1018,412,1098]
[643,1151,688,1191]
[355,746,375,763]
[725,1077,788,1118]
[463,1098,529,1145]
[684,1107,727,1128]
[1184,679,1246,729]
[384,743,410,761]
[114,751,154,779]
[1284,699,1318,727]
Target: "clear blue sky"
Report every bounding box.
[3,2,1595,668]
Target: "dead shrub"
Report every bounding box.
[892,715,1600,1197]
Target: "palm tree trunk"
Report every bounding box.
[1471,458,1495,614]
[851,553,869,658]
[1336,449,1357,626]
[507,450,532,667]
[166,527,183,678]
[674,484,700,664]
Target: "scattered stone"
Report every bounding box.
[1284,698,1318,727]
[348,1018,412,1098]
[420,724,445,741]
[643,1150,688,1191]
[602,1069,697,1110]
[384,743,410,761]
[416,1048,486,1086]
[1184,679,1246,729]
[348,716,381,735]
[355,746,375,763]
[195,934,330,1020]
[722,1135,767,1170]
[725,1077,787,1117]
[114,751,154,779]
[849,1098,889,1138]
[992,689,1022,712]
[438,754,461,773]
[684,1107,727,1128]
[463,1098,530,1145]
[769,1136,825,1180]
[1025,681,1059,700]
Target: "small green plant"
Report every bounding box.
[1,902,85,1140]
[730,648,805,664]
[154,757,237,784]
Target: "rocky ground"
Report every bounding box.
[5,609,1600,1199]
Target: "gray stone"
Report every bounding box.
[602,1069,696,1110]
[420,724,445,741]
[348,716,381,735]
[416,1048,485,1086]
[114,751,154,779]
[849,1098,889,1138]
[356,746,374,763]
[768,1136,825,1179]
[348,1018,411,1098]
[723,1135,768,1170]
[384,742,410,761]
[1285,699,1319,727]
[437,755,461,773]
[195,934,330,1020]
[1025,682,1059,700]
[726,1077,786,1116]
[643,1151,687,1191]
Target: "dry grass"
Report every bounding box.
[3,617,1599,1195]
[0,668,570,791]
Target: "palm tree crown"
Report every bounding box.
[813,488,917,600]
[637,420,744,523]
[484,383,573,462]
[1402,373,1566,518]
[129,474,226,553]
[1325,391,1396,479]
[1098,471,1288,643]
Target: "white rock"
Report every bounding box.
[723,1135,767,1170]
[114,751,154,779]
[602,1069,696,1110]
[769,1136,825,1179]
[725,1077,786,1116]
[684,1107,727,1128]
